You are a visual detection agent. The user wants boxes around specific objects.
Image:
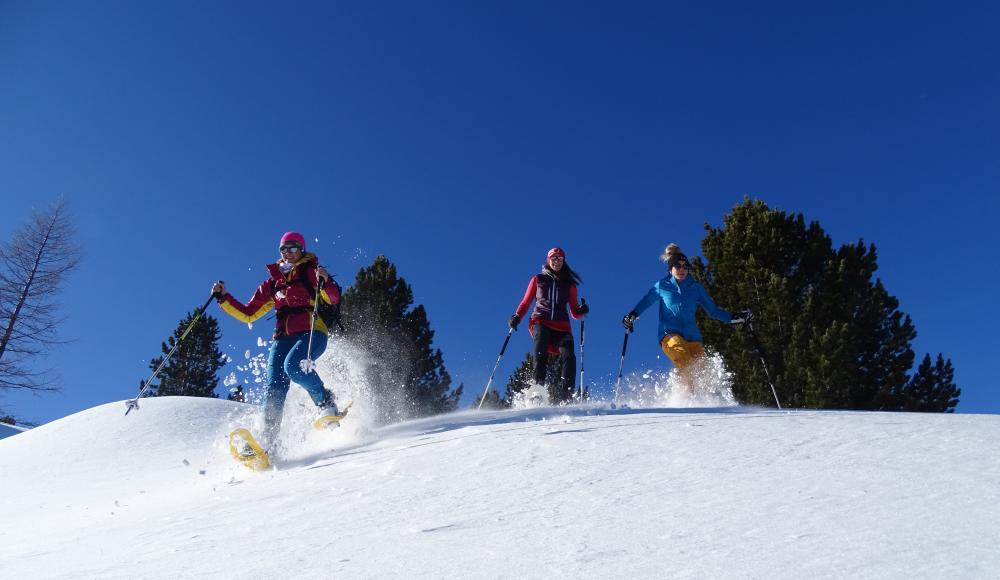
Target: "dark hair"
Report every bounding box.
[544,261,582,286]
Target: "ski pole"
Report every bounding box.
[300,278,325,374]
[612,330,630,405]
[476,327,515,410]
[746,321,782,409]
[578,311,586,402]
[126,291,218,415]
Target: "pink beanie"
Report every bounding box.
[279,231,306,250]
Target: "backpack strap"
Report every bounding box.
[283,262,346,331]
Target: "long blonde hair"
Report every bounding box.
[660,243,683,264]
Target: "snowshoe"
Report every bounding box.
[229,428,270,471]
[313,400,353,431]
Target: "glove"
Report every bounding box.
[622,311,638,333]
[730,309,754,325]
[315,266,330,285]
[577,298,590,316]
[212,280,226,302]
[509,314,520,330]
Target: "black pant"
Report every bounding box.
[531,324,576,403]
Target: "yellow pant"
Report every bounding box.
[659,334,705,370]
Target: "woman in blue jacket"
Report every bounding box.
[622,244,750,386]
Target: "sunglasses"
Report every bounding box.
[673,262,689,270]
[279,245,302,253]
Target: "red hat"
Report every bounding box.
[547,247,565,260]
[279,231,306,250]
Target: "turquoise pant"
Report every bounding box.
[261,331,328,447]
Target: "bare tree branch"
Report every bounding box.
[0,196,81,392]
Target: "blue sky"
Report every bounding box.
[2,0,998,423]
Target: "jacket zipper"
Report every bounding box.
[550,273,556,320]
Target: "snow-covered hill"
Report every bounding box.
[1,397,998,579]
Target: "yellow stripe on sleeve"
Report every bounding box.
[221,297,274,324]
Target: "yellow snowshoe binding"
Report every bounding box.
[229,428,270,471]
[313,400,353,430]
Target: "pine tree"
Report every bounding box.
[503,352,562,404]
[693,198,958,411]
[144,310,225,398]
[504,353,534,404]
[895,354,960,412]
[340,256,462,423]
[473,388,505,410]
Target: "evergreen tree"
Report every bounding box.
[693,198,958,411]
[144,310,225,398]
[473,388,505,410]
[895,354,960,412]
[503,352,562,404]
[340,256,462,423]
[503,353,534,404]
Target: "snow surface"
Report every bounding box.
[2,394,999,579]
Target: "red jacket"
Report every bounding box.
[515,267,584,336]
[218,253,341,339]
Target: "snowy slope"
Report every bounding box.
[1,397,998,579]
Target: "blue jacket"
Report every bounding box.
[631,275,732,342]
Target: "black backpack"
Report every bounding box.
[314,279,344,333]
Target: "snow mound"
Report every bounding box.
[2,398,999,579]
[1,398,252,521]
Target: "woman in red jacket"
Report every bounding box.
[509,247,589,403]
[212,231,342,451]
